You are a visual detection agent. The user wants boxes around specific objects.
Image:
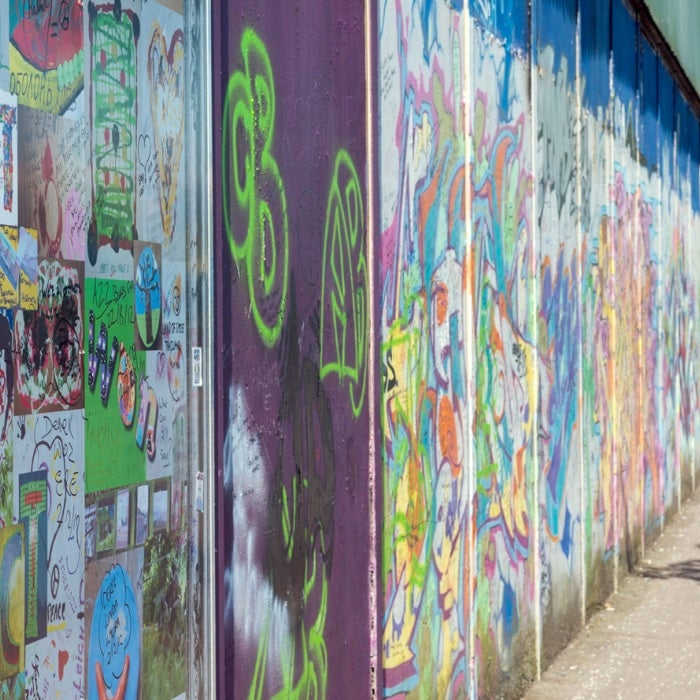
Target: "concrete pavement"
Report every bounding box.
[524,488,700,699]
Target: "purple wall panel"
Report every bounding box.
[211,1,372,697]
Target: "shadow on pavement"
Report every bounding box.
[634,557,700,582]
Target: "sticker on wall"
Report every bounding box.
[0,225,18,307]
[195,471,203,513]
[18,470,47,644]
[9,0,84,114]
[0,523,24,681]
[17,227,37,310]
[0,91,17,227]
[18,108,91,260]
[134,242,162,350]
[88,564,141,700]
[192,346,202,387]
[14,260,84,414]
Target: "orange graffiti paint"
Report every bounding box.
[438,394,461,474]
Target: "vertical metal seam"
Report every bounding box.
[365,1,379,696]
[530,0,542,681]
[462,10,476,698]
[575,0,587,628]
[198,0,217,696]
[609,24,620,593]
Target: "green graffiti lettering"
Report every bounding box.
[222,28,289,347]
[319,149,368,416]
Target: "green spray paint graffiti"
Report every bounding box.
[222,28,289,347]
[88,3,138,259]
[319,150,368,417]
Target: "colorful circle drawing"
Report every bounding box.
[135,246,161,348]
[88,565,140,700]
[0,526,24,675]
[117,344,136,426]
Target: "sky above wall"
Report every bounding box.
[645,0,700,96]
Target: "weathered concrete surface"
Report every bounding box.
[525,488,700,699]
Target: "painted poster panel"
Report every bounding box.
[134,241,162,351]
[17,227,37,310]
[13,411,85,699]
[0,310,12,529]
[0,4,8,92]
[17,107,91,261]
[137,0,186,254]
[14,259,84,415]
[0,522,24,681]
[18,470,47,644]
[0,89,18,227]
[86,556,142,700]
[140,529,187,700]
[87,1,139,278]
[213,0,371,697]
[145,261,187,480]
[0,225,19,307]
[8,0,83,115]
[84,277,147,493]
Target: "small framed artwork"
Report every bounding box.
[151,478,170,534]
[135,483,149,546]
[115,488,131,551]
[95,493,115,556]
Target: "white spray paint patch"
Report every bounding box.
[223,384,291,685]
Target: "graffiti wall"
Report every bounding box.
[11,0,700,697]
[379,0,700,697]
[0,1,202,698]
[379,1,469,695]
[212,0,373,697]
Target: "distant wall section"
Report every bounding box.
[378,0,700,697]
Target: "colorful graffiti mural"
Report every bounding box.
[379,0,700,697]
[1,0,700,697]
[379,2,469,696]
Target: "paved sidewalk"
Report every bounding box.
[525,488,700,699]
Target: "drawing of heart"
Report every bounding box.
[147,26,185,246]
